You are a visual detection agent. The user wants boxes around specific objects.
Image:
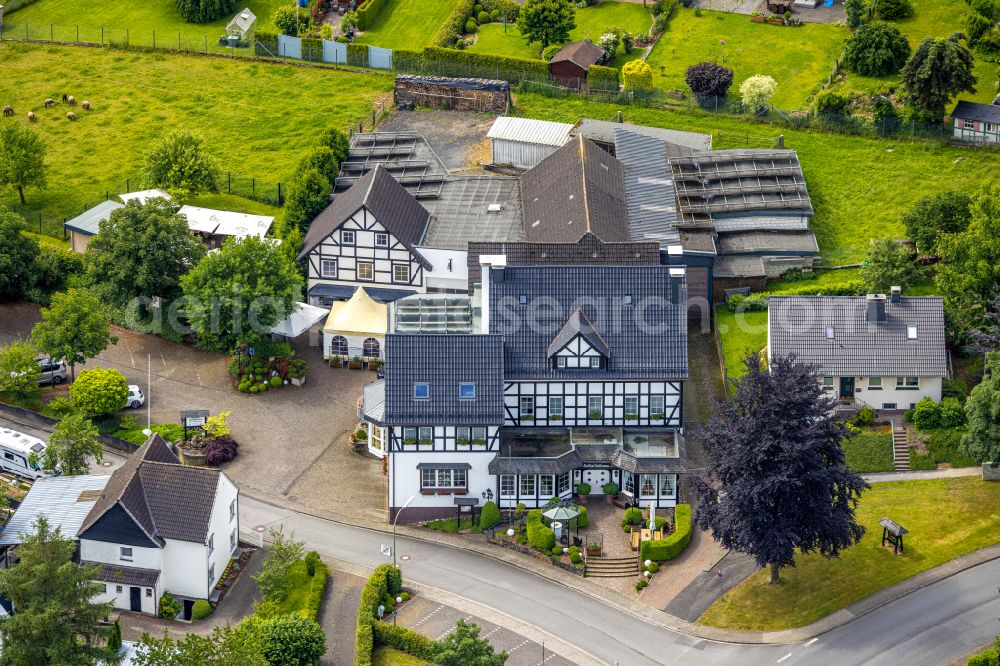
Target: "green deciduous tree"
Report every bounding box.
[84,199,206,307]
[934,188,1000,344]
[860,239,920,294]
[872,0,913,21]
[272,6,300,36]
[432,620,508,666]
[319,127,351,165]
[237,614,326,666]
[299,146,340,188]
[180,236,304,350]
[902,35,978,120]
[0,212,40,301]
[519,0,576,49]
[0,123,47,205]
[900,190,971,255]
[284,168,331,234]
[0,339,41,404]
[844,0,866,28]
[963,353,1000,466]
[739,74,777,114]
[176,0,237,23]
[133,626,267,666]
[69,367,129,417]
[253,529,305,601]
[844,22,911,76]
[0,516,115,666]
[44,413,103,475]
[146,131,221,200]
[31,288,116,381]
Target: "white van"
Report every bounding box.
[0,428,51,480]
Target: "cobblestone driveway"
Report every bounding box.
[0,302,385,522]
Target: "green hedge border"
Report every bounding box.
[431,0,476,47]
[357,0,391,31]
[640,504,692,561]
[303,562,330,621]
[355,564,431,666]
[588,64,620,91]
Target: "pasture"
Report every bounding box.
[354,0,458,50]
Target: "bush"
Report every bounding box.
[251,614,326,666]
[967,648,999,666]
[623,507,644,526]
[159,592,181,620]
[271,6,299,36]
[550,545,563,556]
[913,397,941,431]
[849,405,876,428]
[739,74,777,114]
[465,18,478,33]
[204,435,239,465]
[635,579,648,591]
[685,61,734,101]
[542,43,563,60]
[621,59,653,91]
[844,22,911,76]
[526,509,556,552]
[575,483,591,495]
[69,367,129,417]
[728,293,768,313]
[176,0,238,23]
[967,10,993,44]
[305,551,320,576]
[576,505,588,529]
[570,551,583,564]
[191,599,212,621]
[939,397,966,427]
[479,500,500,529]
[815,89,850,117]
[478,10,490,22]
[432,0,476,46]
[269,375,283,388]
[587,64,620,91]
[490,8,501,19]
[299,146,340,188]
[602,482,619,495]
[640,504,692,561]
[873,0,913,20]
[647,561,660,573]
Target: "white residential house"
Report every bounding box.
[76,435,240,619]
[767,288,948,411]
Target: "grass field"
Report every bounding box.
[355,0,458,50]
[2,0,285,52]
[646,8,848,108]
[842,430,894,472]
[698,476,1000,630]
[471,2,653,67]
[513,92,1000,263]
[372,647,427,666]
[715,306,767,380]
[273,558,330,617]
[0,44,392,221]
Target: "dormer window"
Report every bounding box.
[826,326,835,339]
[518,294,527,305]
[413,383,430,400]
[557,357,566,368]
[589,357,601,368]
[907,325,917,340]
[624,295,633,306]
[459,383,476,400]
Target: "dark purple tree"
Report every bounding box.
[691,351,869,583]
[684,62,735,102]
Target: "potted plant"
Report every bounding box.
[549,414,562,421]
[456,436,470,446]
[403,436,417,445]
[768,13,784,24]
[348,356,363,370]
[520,415,534,422]
[418,437,433,445]
[783,10,791,20]
[576,483,591,503]
[750,9,765,22]
[650,412,665,421]
[586,541,602,556]
[288,358,308,387]
[587,411,602,420]
[471,437,487,446]
[350,427,367,453]
[368,359,383,372]
[602,482,619,502]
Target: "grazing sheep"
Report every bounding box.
[81,101,91,111]
[61,93,68,102]
[2,106,12,117]
[44,98,55,108]
[27,112,35,122]
[66,112,76,121]
[67,96,76,106]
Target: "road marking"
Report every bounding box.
[777,653,792,663]
[805,638,818,647]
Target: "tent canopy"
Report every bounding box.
[271,302,329,338]
[323,287,388,336]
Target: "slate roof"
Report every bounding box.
[520,136,630,244]
[489,265,688,380]
[549,41,604,69]
[577,118,712,152]
[85,562,161,587]
[298,165,432,263]
[546,308,611,358]
[384,335,505,425]
[78,435,222,545]
[951,100,1000,124]
[768,296,947,377]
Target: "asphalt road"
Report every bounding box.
[240,496,1000,666]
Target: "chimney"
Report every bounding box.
[479,255,507,333]
[866,294,887,324]
[890,286,902,304]
[616,110,623,123]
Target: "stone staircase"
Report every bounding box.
[892,422,910,471]
[584,556,639,578]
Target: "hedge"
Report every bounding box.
[431,0,477,46]
[392,49,425,72]
[422,46,549,82]
[347,43,369,68]
[302,37,323,63]
[355,622,374,666]
[255,30,279,57]
[481,0,520,20]
[640,504,692,561]
[357,0,390,30]
[526,509,555,552]
[587,64,620,91]
[303,563,330,621]
[356,564,407,666]
[371,622,436,659]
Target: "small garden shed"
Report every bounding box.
[226,8,257,41]
[548,40,604,89]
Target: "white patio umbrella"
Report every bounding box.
[649,504,656,531]
[542,505,580,523]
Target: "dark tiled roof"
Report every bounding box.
[549,41,604,69]
[951,100,1000,123]
[768,296,947,377]
[612,450,689,474]
[520,136,630,244]
[466,234,661,293]
[85,562,161,587]
[298,165,431,263]
[489,265,688,380]
[546,308,610,358]
[489,451,582,475]
[384,335,505,425]
[307,283,417,303]
[715,231,819,255]
[79,435,222,545]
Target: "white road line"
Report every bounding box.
[805,638,818,647]
[777,653,792,663]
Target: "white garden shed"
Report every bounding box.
[487,116,573,169]
[227,8,257,41]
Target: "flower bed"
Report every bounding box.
[230,346,307,395]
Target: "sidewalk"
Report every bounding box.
[864,467,981,483]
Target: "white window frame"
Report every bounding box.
[402,427,417,443]
[896,376,919,389]
[392,263,410,284]
[556,356,567,368]
[650,396,665,417]
[639,474,656,497]
[456,426,471,443]
[519,475,536,497]
[519,396,534,418]
[413,383,430,400]
[459,383,476,400]
[822,376,835,389]
[374,232,389,247]
[356,261,374,281]
[624,396,639,418]
[588,396,603,416]
[623,471,635,495]
[659,474,676,498]
[907,325,918,340]
[120,547,133,562]
[418,426,433,443]
[419,468,468,490]
[548,396,563,418]
[868,376,883,390]
[341,230,355,245]
[500,475,516,497]
[320,259,337,278]
[229,500,236,521]
[539,475,555,498]
[589,356,601,368]
[471,426,487,444]
[207,533,215,556]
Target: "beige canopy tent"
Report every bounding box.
[322,287,388,360]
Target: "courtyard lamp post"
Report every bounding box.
[393,494,416,568]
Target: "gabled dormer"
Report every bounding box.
[547,308,610,370]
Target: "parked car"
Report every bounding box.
[127,385,145,409]
[35,357,68,385]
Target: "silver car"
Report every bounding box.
[35,357,68,385]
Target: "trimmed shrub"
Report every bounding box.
[479,500,501,529]
[685,61,734,101]
[576,483,591,495]
[815,89,850,117]
[347,42,369,67]
[301,37,323,63]
[873,0,913,20]
[621,59,653,90]
[371,622,436,660]
[623,507,644,526]
[432,0,476,46]
[191,599,212,621]
[576,505,588,529]
[912,397,941,431]
[478,10,491,22]
[490,8,501,19]
[526,509,556,551]
[304,561,329,620]
[640,504,692,561]
[550,545,564,556]
[305,551,320,576]
[939,397,966,427]
[570,551,583,564]
[647,561,660,573]
[587,64,620,91]
[844,22,911,76]
[159,591,181,620]
[356,0,389,29]
[474,2,484,11]
[356,622,374,666]
[465,18,479,33]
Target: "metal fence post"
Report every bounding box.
[152,29,155,48]
[76,25,79,42]
[228,172,231,194]
[178,32,180,50]
[251,178,255,198]
[101,26,103,45]
[49,23,52,41]
[204,35,207,53]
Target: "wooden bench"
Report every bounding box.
[630,529,641,551]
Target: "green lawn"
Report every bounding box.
[0,43,392,224]
[842,430,895,473]
[355,0,458,50]
[645,8,848,109]
[471,2,653,66]
[373,647,427,666]
[715,306,768,381]
[513,92,1000,263]
[273,559,330,618]
[3,0,285,51]
[699,476,1000,630]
